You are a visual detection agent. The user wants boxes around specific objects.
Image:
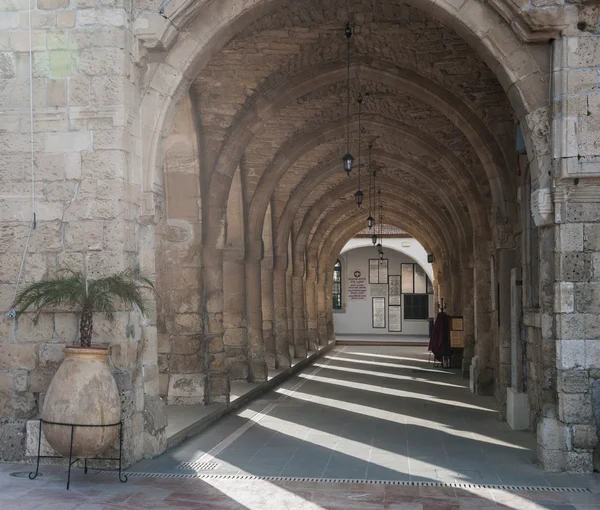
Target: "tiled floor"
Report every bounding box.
[2,345,599,509]
[132,346,597,488]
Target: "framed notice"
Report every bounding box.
[450,330,465,347]
[451,316,464,331]
[388,275,401,305]
[379,259,388,282]
[371,284,387,297]
[372,297,386,328]
[369,259,389,284]
[369,259,380,283]
[388,306,402,332]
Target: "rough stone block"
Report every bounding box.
[559,393,593,424]
[558,370,590,394]
[45,131,91,153]
[537,416,570,450]
[38,343,65,369]
[53,313,77,343]
[0,372,14,392]
[168,353,202,373]
[223,327,246,348]
[171,334,200,354]
[15,313,53,343]
[167,373,205,405]
[29,369,54,393]
[0,392,37,419]
[143,396,167,433]
[0,343,37,370]
[565,451,594,473]
[556,339,585,369]
[554,282,574,313]
[585,339,600,370]
[64,221,103,251]
[0,419,26,461]
[25,419,59,456]
[571,424,598,450]
[207,372,230,404]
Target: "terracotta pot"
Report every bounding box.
[41,346,121,458]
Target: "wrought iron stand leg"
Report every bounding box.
[28,419,43,481]
[66,425,75,490]
[118,422,127,483]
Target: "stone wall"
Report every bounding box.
[1,0,600,473]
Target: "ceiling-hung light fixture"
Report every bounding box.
[376,189,383,253]
[342,23,354,176]
[354,93,364,207]
[366,142,374,228]
[371,166,377,245]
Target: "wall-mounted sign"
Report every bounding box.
[354,270,361,278]
[372,297,386,328]
[389,306,402,332]
[371,284,387,297]
[388,275,401,305]
[347,275,367,300]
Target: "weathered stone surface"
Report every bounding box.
[143,396,167,433]
[0,419,26,461]
[38,343,65,369]
[0,344,37,370]
[25,419,59,456]
[167,373,205,405]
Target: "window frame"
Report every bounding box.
[332,259,342,310]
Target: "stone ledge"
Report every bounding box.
[164,341,336,449]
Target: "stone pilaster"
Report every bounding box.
[461,263,475,379]
[473,238,494,395]
[316,274,328,346]
[292,275,307,358]
[223,253,248,381]
[305,269,318,352]
[273,258,291,368]
[245,249,268,382]
[261,258,276,369]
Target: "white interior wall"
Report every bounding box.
[333,240,434,338]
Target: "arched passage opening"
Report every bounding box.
[141,0,599,474]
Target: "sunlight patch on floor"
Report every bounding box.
[284,388,530,451]
[297,372,496,412]
[314,362,466,388]
[328,354,454,374]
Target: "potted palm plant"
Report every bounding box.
[14,266,154,458]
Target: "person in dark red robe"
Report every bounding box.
[429,311,451,362]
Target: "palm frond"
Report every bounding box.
[13,275,86,316]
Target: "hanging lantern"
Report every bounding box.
[366,215,374,228]
[376,242,382,254]
[371,233,377,245]
[354,189,364,206]
[343,153,354,175]
[379,251,384,261]
[342,23,353,175]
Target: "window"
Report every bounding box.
[404,294,429,320]
[401,263,433,294]
[333,260,342,309]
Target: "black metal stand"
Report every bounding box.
[28,418,128,490]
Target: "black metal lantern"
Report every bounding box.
[379,251,384,261]
[366,215,374,228]
[376,242,382,254]
[343,153,354,175]
[354,189,364,206]
[371,233,377,245]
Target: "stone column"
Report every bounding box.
[325,271,335,341]
[473,238,494,395]
[461,263,475,379]
[451,267,462,317]
[316,273,328,345]
[261,258,276,369]
[222,252,248,381]
[203,241,230,404]
[305,268,319,352]
[272,257,291,368]
[245,245,268,382]
[286,271,295,359]
[292,275,308,358]
[496,249,517,421]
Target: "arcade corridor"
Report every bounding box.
[131,347,591,488]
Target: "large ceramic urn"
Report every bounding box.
[42,346,121,458]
